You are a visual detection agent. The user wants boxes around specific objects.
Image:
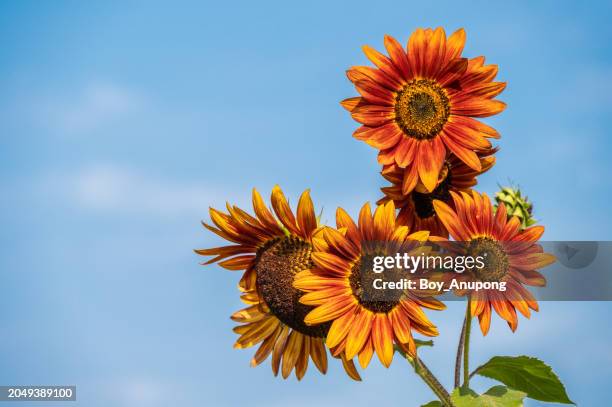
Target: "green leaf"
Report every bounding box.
[472,356,574,404]
[420,402,442,407]
[451,386,525,407]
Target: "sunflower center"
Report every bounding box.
[468,237,509,282]
[255,236,330,337]
[412,162,452,218]
[395,79,450,140]
[348,253,404,313]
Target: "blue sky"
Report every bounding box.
[1,1,611,406]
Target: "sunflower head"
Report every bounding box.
[294,201,445,369]
[342,27,504,193]
[378,149,497,237]
[432,190,556,335]
[196,186,361,380]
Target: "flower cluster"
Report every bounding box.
[196,26,567,407]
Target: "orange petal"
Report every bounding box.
[449,115,500,139]
[271,325,290,376]
[250,325,281,367]
[311,252,351,277]
[310,339,328,374]
[218,254,255,271]
[424,27,446,78]
[326,310,357,348]
[340,96,363,112]
[281,331,302,379]
[443,120,492,150]
[336,207,361,247]
[389,307,413,344]
[372,200,395,241]
[354,79,395,105]
[372,313,394,367]
[297,189,317,237]
[401,163,420,195]
[270,185,300,235]
[417,138,445,192]
[384,34,411,79]
[478,302,492,335]
[295,335,310,380]
[322,227,359,259]
[358,202,374,241]
[432,199,469,241]
[445,28,466,62]
[451,97,506,117]
[356,122,403,149]
[441,132,482,171]
[407,28,426,77]
[345,309,374,359]
[460,81,506,99]
[348,65,401,91]
[304,297,356,325]
[362,45,404,84]
[509,252,556,270]
[293,273,347,291]
[341,353,362,381]
[395,137,418,167]
[358,336,374,369]
[300,286,348,306]
[351,104,394,127]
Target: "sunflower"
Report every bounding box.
[378,148,497,237]
[195,186,361,380]
[432,190,556,335]
[341,27,505,193]
[294,201,444,369]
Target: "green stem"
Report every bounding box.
[462,296,472,388]
[409,355,453,406]
[454,315,467,388]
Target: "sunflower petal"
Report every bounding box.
[372,313,394,368]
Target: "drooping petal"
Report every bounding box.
[372,313,394,368]
[310,338,328,374]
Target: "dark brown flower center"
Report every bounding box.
[468,237,509,281]
[255,236,330,337]
[395,79,450,140]
[411,162,452,218]
[348,253,404,313]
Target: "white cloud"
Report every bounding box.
[43,82,143,135]
[117,378,163,407]
[45,164,223,217]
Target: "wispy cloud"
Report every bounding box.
[41,82,143,135]
[42,164,222,217]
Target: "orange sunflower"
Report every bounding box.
[294,201,444,368]
[341,27,505,193]
[432,190,556,335]
[195,186,360,380]
[378,148,497,237]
